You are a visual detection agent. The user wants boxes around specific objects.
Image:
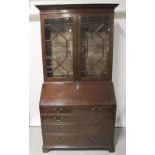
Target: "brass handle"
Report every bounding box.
[91,106,102,111]
[92,125,101,129]
[53,108,64,113]
[51,125,64,132]
[53,116,64,122]
[53,108,57,111]
[89,137,100,143]
[53,125,64,129]
[56,137,64,143]
[91,116,98,122]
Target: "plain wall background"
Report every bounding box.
[29,0,126,127]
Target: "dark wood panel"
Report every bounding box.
[40,105,115,114]
[41,114,114,124]
[36,4,118,15]
[42,124,113,134]
[36,4,119,10]
[43,134,113,147]
[40,81,116,106]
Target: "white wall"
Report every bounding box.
[29,0,126,127]
[113,16,126,127]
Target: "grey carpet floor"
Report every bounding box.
[30,127,126,155]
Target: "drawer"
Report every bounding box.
[42,124,113,134]
[40,106,115,114]
[43,134,113,147]
[41,114,114,124]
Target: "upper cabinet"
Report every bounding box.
[36,4,118,81]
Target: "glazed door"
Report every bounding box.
[78,13,113,81]
[41,14,77,81]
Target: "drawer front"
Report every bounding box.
[40,106,115,114]
[42,124,113,134]
[41,114,114,124]
[43,134,113,147]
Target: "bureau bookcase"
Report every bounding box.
[36,4,118,153]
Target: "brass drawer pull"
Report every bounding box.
[50,125,64,132]
[91,106,102,111]
[56,137,64,143]
[55,125,63,129]
[92,125,101,129]
[53,116,64,122]
[53,108,64,113]
[53,125,64,131]
[91,116,99,122]
[89,137,100,143]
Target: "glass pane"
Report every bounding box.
[44,17,73,77]
[80,16,110,78]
